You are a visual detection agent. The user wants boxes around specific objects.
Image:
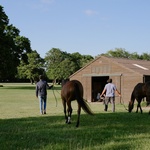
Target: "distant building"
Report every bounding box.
[70,56,150,103]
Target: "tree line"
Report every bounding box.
[0,5,150,83]
[0,5,93,83]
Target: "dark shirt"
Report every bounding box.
[36,80,49,97]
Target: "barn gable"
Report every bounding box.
[70,56,150,103]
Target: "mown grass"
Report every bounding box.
[0,83,150,150]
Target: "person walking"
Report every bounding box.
[36,75,49,114]
[100,78,121,112]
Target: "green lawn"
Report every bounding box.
[0,83,150,150]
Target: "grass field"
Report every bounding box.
[0,83,150,150]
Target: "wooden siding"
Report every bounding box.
[70,56,147,104]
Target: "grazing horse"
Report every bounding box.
[145,81,150,106]
[61,80,93,127]
[128,83,146,113]
[128,81,150,113]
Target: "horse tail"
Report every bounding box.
[74,83,94,115]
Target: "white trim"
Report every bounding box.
[133,64,149,70]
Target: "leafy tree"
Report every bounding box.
[103,48,150,61]
[0,5,32,81]
[45,48,69,80]
[129,52,140,59]
[140,53,150,60]
[0,5,8,34]
[80,54,94,67]
[104,48,130,58]
[45,48,94,81]
[17,51,45,84]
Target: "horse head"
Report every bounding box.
[128,101,134,112]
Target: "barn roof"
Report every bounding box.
[106,56,150,75]
[70,56,150,78]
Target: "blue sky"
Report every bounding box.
[1,0,150,58]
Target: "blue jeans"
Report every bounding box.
[38,95,47,114]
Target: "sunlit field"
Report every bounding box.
[0,83,150,150]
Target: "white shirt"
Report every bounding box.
[104,83,117,97]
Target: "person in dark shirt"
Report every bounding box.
[36,75,49,114]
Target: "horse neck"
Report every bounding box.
[130,92,135,103]
[61,79,69,87]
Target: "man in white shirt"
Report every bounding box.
[100,79,121,112]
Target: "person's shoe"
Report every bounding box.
[44,110,46,114]
[40,110,43,115]
[104,105,108,111]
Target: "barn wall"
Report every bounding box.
[70,56,144,104]
[105,58,143,104]
[121,73,143,104]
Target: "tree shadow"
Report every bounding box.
[1,112,150,149]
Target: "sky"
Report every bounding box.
[1,0,150,58]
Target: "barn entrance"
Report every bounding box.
[144,75,150,82]
[92,76,109,102]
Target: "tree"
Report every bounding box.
[140,53,150,60]
[80,54,94,67]
[45,48,94,81]
[17,51,45,84]
[104,48,130,58]
[0,5,32,81]
[129,52,140,60]
[103,48,150,61]
[45,48,69,80]
[0,5,8,34]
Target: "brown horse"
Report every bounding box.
[128,81,150,114]
[61,80,93,127]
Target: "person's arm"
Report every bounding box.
[35,85,38,98]
[46,83,50,88]
[116,89,121,96]
[100,88,106,97]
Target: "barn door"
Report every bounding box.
[143,75,150,83]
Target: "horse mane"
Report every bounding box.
[130,91,135,102]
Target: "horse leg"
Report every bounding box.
[62,100,68,123]
[136,105,138,113]
[67,102,72,124]
[136,99,142,114]
[76,104,81,127]
[139,105,143,114]
[138,102,143,114]
[136,104,142,113]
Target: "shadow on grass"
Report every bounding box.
[0,112,150,150]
